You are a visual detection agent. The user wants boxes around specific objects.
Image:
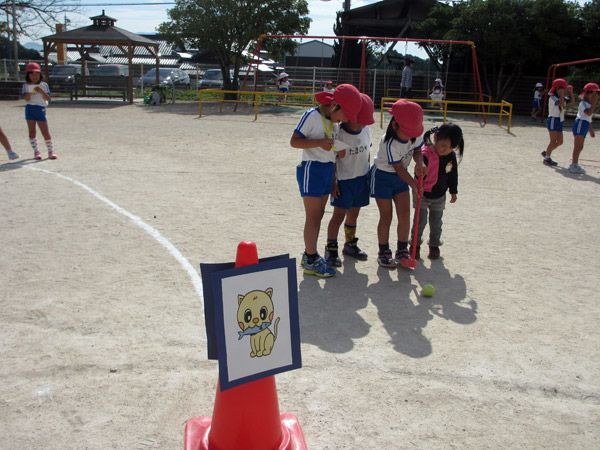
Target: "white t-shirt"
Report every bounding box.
[576,99,593,122]
[22,82,50,107]
[548,95,566,120]
[278,80,291,90]
[335,124,371,180]
[373,134,423,173]
[294,107,340,163]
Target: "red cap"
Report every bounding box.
[333,84,362,123]
[549,78,568,95]
[325,80,333,84]
[356,93,375,125]
[583,82,600,92]
[26,62,41,72]
[388,99,423,138]
[315,91,333,105]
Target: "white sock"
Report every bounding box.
[45,139,54,152]
[30,138,38,152]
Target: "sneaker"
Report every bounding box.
[394,249,411,264]
[7,150,19,160]
[541,151,546,157]
[48,150,57,160]
[303,256,335,277]
[34,151,42,160]
[301,252,331,267]
[377,249,397,268]
[543,156,558,166]
[342,238,368,260]
[324,243,342,267]
[569,163,586,174]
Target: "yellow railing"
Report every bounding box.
[386,88,493,103]
[198,89,317,119]
[380,97,513,133]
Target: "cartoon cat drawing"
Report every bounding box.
[237,288,280,357]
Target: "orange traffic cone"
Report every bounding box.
[184,241,307,450]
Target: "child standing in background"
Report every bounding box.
[324,93,374,266]
[22,62,56,160]
[531,82,545,121]
[429,78,445,109]
[410,124,464,260]
[570,82,599,174]
[371,99,426,268]
[290,84,362,277]
[323,80,335,93]
[542,78,574,167]
[276,72,292,103]
[1,125,19,160]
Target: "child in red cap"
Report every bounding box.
[290,83,362,277]
[22,62,56,160]
[570,82,599,174]
[371,99,426,267]
[324,93,374,266]
[542,78,574,167]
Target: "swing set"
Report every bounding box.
[542,56,600,119]
[246,34,485,107]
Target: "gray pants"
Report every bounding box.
[411,194,446,246]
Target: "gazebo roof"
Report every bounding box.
[41,10,158,47]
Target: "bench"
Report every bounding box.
[70,76,129,101]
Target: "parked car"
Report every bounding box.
[137,68,190,88]
[48,64,89,89]
[198,69,236,89]
[93,64,129,77]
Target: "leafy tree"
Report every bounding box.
[1,0,82,77]
[415,0,581,101]
[159,0,310,94]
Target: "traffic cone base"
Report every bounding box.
[184,412,307,450]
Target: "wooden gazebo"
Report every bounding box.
[41,11,160,103]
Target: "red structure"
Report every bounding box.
[184,241,307,450]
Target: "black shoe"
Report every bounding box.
[541,151,546,157]
[342,238,368,260]
[543,157,558,166]
[324,243,342,267]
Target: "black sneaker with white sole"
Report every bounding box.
[543,157,558,166]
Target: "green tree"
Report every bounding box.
[159,0,310,93]
[415,0,581,101]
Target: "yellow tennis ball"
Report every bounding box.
[422,284,435,297]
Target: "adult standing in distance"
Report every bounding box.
[400,59,415,99]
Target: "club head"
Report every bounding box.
[400,258,418,269]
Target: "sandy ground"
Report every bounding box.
[1,98,599,450]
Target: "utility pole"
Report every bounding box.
[11,0,18,80]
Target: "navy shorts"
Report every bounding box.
[572,119,590,137]
[279,88,289,93]
[297,160,335,197]
[370,166,409,199]
[25,104,47,122]
[546,117,563,132]
[331,174,370,210]
[532,99,541,109]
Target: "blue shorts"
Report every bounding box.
[279,88,289,93]
[532,99,541,109]
[297,160,335,197]
[572,119,590,137]
[331,174,370,210]
[546,117,563,132]
[25,104,47,122]
[370,166,409,199]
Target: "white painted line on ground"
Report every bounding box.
[25,165,204,308]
